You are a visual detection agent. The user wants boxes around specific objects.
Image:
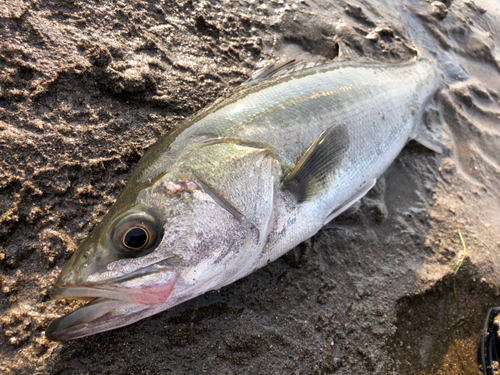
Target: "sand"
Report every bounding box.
[1,0,500,373]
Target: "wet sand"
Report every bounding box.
[1,0,500,373]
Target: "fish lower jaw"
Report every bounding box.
[45,297,151,342]
[46,270,178,342]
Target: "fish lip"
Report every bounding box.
[46,259,178,342]
[50,258,179,302]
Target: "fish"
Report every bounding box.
[46,49,442,341]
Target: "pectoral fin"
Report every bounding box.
[283,124,349,202]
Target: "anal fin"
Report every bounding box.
[283,124,349,202]
[412,127,444,154]
[323,179,376,225]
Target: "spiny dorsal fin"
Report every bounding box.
[242,59,302,87]
[283,124,349,202]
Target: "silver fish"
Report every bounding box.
[46,52,442,341]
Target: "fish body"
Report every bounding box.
[47,56,441,341]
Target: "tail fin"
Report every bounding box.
[403,11,451,154]
[403,12,470,83]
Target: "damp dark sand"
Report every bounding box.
[1,0,500,373]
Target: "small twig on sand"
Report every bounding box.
[452,195,467,275]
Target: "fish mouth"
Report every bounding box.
[46,260,178,342]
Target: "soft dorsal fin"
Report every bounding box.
[337,41,358,60]
[242,59,302,87]
[282,124,349,202]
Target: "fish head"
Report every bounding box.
[47,172,249,341]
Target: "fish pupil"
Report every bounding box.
[124,227,148,249]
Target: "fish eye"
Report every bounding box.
[112,212,161,256]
